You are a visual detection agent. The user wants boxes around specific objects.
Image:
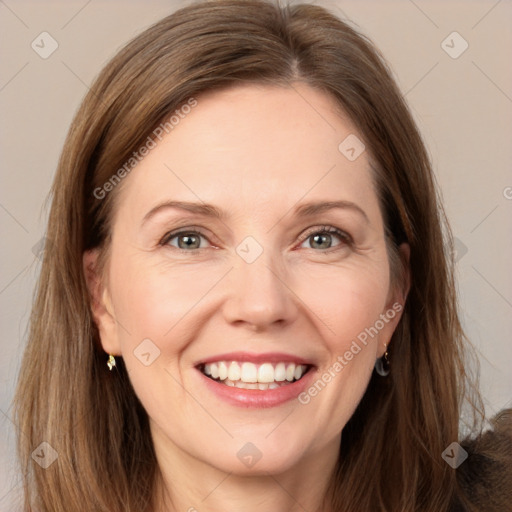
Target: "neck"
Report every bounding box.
[151,427,340,512]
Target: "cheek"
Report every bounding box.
[110,257,220,347]
[293,260,390,434]
[295,258,391,351]
[110,246,391,360]
[107,260,211,426]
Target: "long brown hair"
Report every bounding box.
[14,0,494,510]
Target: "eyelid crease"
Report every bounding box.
[159,226,215,247]
[299,225,353,244]
[159,224,353,251]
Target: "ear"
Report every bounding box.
[378,242,411,357]
[83,249,121,355]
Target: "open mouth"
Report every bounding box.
[198,361,313,391]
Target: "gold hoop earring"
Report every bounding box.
[375,343,390,377]
[107,354,116,371]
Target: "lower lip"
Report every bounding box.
[197,368,315,408]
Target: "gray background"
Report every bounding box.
[1,0,511,508]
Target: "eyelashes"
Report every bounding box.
[159,225,353,254]
[160,229,210,251]
[300,225,353,250]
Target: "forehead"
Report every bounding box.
[111,82,380,226]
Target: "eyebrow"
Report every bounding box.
[141,199,369,226]
[294,200,369,223]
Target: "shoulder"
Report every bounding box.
[454,408,512,512]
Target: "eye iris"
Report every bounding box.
[171,230,340,250]
[178,234,200,249]
[310,233,332,249]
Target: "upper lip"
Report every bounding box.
[196,351,314,367]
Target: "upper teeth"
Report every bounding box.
[203,361,308,383]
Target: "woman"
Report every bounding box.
[13,0,511,510]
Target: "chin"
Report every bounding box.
[202,434,311,476]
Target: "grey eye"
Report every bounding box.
[167,231,207,250]
[300,229,346,250]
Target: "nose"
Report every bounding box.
[222,249,298,331]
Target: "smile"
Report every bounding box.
[200,361,311,390]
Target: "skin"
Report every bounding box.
[84,82,410,512]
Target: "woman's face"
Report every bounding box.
[86,83,407,476]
